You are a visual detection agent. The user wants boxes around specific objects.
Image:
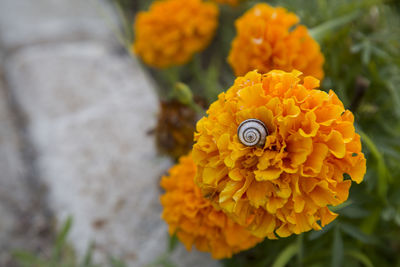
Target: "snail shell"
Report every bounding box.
[237,119,268,147]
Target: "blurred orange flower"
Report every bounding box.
[160,154,261,259]
[228,3,324,79]
[192,70,366,238]
[133,0,218,68]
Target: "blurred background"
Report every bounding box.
[0,0,187,266]
[0,0,400,267]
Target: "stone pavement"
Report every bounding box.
[0,59,53,266]
[0,0,219,266]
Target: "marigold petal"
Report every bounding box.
[347,154,367,184]
[247,181,271,208]
[319,207,338,227]
[324,130,346,158]
[254,168,283,181]
[299,111,319,137]
[303,76,320,90]
[293,196,306,213]
[301,143,329,176]
[161,154,261,259]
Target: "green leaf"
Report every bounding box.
[109,257,127,267]
[360,208,381,235]
[80,242,95,267]
[52,216,73,262]
[340,223,378,244]
[168,233,179,253]
[308,222,334,240]
[204,56,222,103]
[310,10,360,42]
[385,80,400,118]
[338,205,370,219]
[359,130,390,201]
[345,250,374,267]
[331,226,343,267]
[12,251,45,267]
[271,242,298,267]
[329,200,353,212]
[297,234,304,266]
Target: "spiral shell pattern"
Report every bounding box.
[237,119,268,147]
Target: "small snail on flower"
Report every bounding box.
[237,119,268,147]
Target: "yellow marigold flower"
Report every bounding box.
[160,154,261,259]
[228,3,324,79]
[192,70,366,239]
[133,0,219,68]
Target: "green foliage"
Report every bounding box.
[271,242,298,267]
[114,0,400,266]
[167,233,179,253]
[220,1,400,266]
[13,217,127,267]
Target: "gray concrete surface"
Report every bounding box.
[0,60,52,266]
[0,0,114,51]
[0,0,220,266]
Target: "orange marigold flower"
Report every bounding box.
[133,0,219,68]
[160,154,261,259]
[192,70,366,239]
[228,3,324,79]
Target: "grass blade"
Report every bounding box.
[331,226,343,267]
[52,216,73,262]
[271,242,298,267]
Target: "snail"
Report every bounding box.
[237,119,268,147]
